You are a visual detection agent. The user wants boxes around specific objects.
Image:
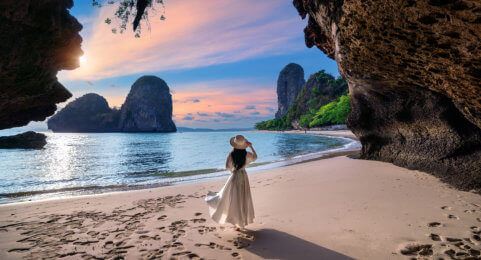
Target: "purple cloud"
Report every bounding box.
[215,112,235,118]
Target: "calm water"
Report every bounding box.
[0,131,352,204]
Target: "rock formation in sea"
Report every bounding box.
[47,94,120,132]
[275,63,306,118]
[119,76,176,132]
[293,0,481,190]
[0,131,47,149]
[288,70,348,128]
[0,0,83,130]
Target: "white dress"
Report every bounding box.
[205,151,257,227]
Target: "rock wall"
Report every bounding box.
[275,63,305,118]
[294,0,481,190]
[119,76,176,132]
[0,0,83,130]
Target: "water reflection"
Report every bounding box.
[0,132,349,203]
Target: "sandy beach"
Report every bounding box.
[1,152,480,259]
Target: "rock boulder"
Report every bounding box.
[0,131,47,149]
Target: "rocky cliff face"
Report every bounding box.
[0,0,83,130]
[47,94,120,132]
[119,76,176,132]
[288,70,348,123]
[275,63,305,118]
[294,0,481,190]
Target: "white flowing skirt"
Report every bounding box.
[205,169,254,227]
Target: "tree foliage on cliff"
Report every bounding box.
[255,70,349,130]
[92,0,165,37]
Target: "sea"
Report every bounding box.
[0,130,358,204]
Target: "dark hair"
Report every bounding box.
[231,148,247,170]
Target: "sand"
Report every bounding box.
[1,156,481,259]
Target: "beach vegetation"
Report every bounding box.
[255,70,350,131]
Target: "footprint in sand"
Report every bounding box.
[157,215,167,221]
[400,244,433,256]
[194,212,202,216]
[190,218,206,223]
[430,233,441,241]
[428,222,442,227]
[447,214,459,220]
[441,206,452,210]
[8,248,30,253]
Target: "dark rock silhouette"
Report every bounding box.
[47,76,176,133]
[0,0,83,130]
[294,0,481,190]
[47,94,120,132]
[119,76,176,132]
[0,132,47,149]
[275,63,305,118]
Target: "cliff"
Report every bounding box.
[293,0,481,190]
[119,76,176,132]
[0,0,82,130]
[255,70,348,131]
[47,94,120,132]
[275,63,306,118]
[288,70,348,126]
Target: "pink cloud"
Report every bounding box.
[169,80,276,120]
[58,0,305,81]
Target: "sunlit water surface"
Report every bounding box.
[0,131,353,204]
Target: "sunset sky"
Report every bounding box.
[56,0,339,129]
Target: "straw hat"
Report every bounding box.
[230,135,249,149]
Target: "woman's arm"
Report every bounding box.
[246,141,257,162]
[226,151,233,170]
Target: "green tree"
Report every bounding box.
[92,0,166,37]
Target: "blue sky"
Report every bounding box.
[30,0,339,130]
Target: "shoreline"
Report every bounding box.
[252,129,358,140]
[0,131,360,205]
[1,155,480,259]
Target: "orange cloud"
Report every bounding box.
[58,0,304,81]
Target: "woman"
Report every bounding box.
[205,135,257,228]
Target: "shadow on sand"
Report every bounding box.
[244,228,354,260]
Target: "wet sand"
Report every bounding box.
[1,156,480,259]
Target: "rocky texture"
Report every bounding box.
[294,0,481,190]
[47,94,120,132]
[0,0,83,130]
[0,131,47,149]
[275,63,306,118]
[119,76,176,132]
[288,70,348,125]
